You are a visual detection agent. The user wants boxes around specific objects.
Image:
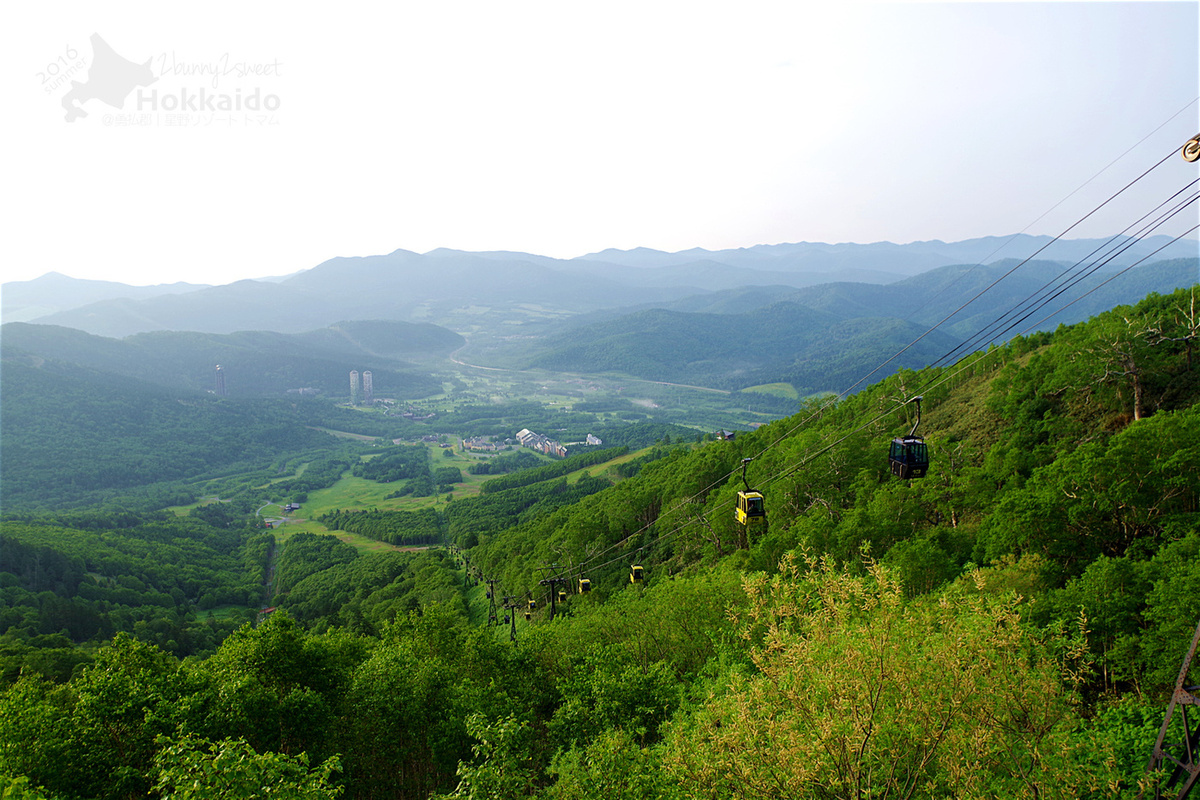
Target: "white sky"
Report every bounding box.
[2,1,1198,287]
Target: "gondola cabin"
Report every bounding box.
[578,578,592,594]
[736,490,766,527]
[889,435,929,479]
[630,564,644,584]
[557,588,568,603]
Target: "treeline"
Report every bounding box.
[352,445,429,482]
[445,476,613,548]
[479,447,627,493]
[349,445,463,497]
[612,445,680,478]
[583,421,702,448]
[264,453,359,502]
[316,508,443,547]
[467,449,544,475]
[317,474,615,550]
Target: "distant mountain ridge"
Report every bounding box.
[1,271,211,323]
[474,257,1200,393]
[5,234,1195,338]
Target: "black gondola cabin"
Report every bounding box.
[889,435,929,479]
[578,578,592,593]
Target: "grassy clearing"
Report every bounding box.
[199,605,255,620]
[742,382,799,399]
[286,443,651,527]
[271,519,419,555]
[309,426,382,442]
[409,357,779,430]
[166,495,227,516]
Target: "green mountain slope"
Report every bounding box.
[3,288,1200,798]
[0,320,455,398]
[0,359,335,510]
[520,303,960,391]
[495,258,1197,391]
[467,287,1200,689]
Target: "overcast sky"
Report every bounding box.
[2,1,1198,287]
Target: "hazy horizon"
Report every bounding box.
[5,231,1197,293]
[4,1,1197,287]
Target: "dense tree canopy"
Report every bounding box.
[2,288,1199,798]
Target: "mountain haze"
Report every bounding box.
[8,235,1195,339]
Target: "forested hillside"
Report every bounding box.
[0,320,455,398]
[1,288,1199,799]
[0,359,338,510]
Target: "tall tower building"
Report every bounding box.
[349,370,361,405]
[214,364,227,396]
[362,370,373,405]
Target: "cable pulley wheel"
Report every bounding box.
[1184,136,1200,163]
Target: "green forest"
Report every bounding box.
[2,288,1199,798]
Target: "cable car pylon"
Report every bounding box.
[1140,617,1200,799]
[502,595,519,641]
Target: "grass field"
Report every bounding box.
[742,382,800,399]
[166,495,228,516]
[271,521,420,555]
[268,442,654,545]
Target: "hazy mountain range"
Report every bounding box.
[3,235,1196,395]
[5,235,1196,338]
[471,257,1199,391]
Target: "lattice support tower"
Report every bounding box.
[486,579,498,626]
[1141,618,1200,799]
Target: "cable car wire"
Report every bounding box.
[830,144,1187,403]
[903,96,1200,323]
[730,133,1196,480]
[522,126,1200,590]
[928,183,1200,369]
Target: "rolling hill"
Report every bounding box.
[0,319,458,399]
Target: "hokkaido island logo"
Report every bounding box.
[61,33,155,122]
[45,32,281,127]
